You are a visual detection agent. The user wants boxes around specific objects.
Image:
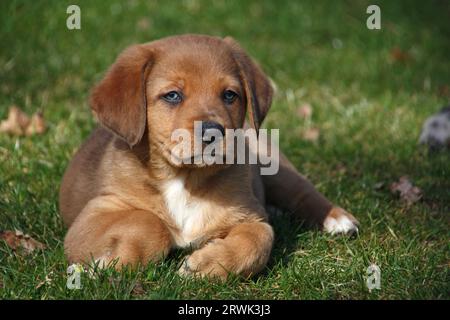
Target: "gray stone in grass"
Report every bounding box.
[418,106,450,151]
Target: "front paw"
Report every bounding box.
[323,207,359,235]
[178,239,231,280]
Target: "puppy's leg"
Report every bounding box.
[179,222,274,280]
[64,196,172,268]
[262,153,358,235]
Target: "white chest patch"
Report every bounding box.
[162,177,211,248]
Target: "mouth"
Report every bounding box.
[163,144,228,167]
[159,146,206,166]
[154,130,232,168]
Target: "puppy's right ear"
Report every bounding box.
[89,44,154,147]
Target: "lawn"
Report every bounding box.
[0,0,449,299]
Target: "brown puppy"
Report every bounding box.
[60,34,358,279]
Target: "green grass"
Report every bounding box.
[0,0,449,299]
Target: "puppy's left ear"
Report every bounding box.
[223,37,273,131]
[89,44,155,147]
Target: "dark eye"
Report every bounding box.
[162,91,182,104]
[223,90,238,104]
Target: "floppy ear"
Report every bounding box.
[223,37,273,131]
[89,44,154,147]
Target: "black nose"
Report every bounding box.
[201,121,225,144]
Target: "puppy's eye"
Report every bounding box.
[162,91,182,104]
[223,90,238,104]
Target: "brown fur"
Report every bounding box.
[60,34,358,279]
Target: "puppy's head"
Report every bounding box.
[90,34,273,166]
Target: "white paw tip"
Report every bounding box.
[324,214,359,235]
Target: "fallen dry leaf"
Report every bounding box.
[136,17,152,30]
[0,106,30,135]
[390,176,422,205]
[390,47,411,63]
[296,103,312,119]
[302,128,320,142]
[25,111,46,135]
[35,271,54,289]
[0,230,46,254]
[0,106,46,136]
[131,281,145,296]
[438,85,449,98]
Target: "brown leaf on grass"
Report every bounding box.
[136,17,152,30]
[296,103,312,119]
[35,271,54,289]
[302,128,320,142]
[0,230,46,254]
[25,112,46,135]
[390,47,411,63]
[438,85,449,98]
[0,106,30,135]
[390,176,422,205]
[131,281,146,296]
[0,106,46,136]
